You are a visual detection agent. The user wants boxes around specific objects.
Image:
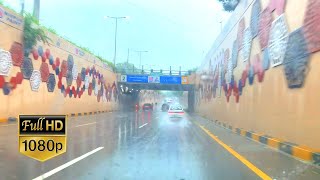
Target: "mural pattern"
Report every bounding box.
[242,28,253,62]
[197,0,320,104]
[231,40,238,68]
[250,0,261,38]
[283,28,310,88]
[40,62,50,82]
[303,0,320,53]
[0,42,118,102]
[21,57,33,79]
[258,7,273,50]
[237,18,245,51]
[30,70,41,92]
[47,73,56,92]
[268,14,289,67]
[262,48,270,70]
[0,50,13,76]
[10,42,23,67]
[269,0,286,15]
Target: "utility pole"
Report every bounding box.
[113,18,118,66]
[134,50,148,70]
[104,16,128,66]
[20,0,25,15]
[127,48,129,63]
[33,0,40,20]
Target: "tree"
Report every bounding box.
[23,13,50,55]
[185,67,198,75]
[217,0,240,12]
[116,62,138,74]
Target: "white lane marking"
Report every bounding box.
[0,124,17,127]
[139,123,148,129]
[75,122,96,128]
[32,147,104,180]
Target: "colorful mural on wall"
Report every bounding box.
[198,0,318,104]
[0,43,118,102]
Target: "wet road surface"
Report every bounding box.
[0,110,320,180]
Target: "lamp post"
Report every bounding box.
[20,0,25,15]
[104,16,129,66]
[33,0,40,20]
[134,50,148,70]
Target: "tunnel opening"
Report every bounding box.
[117,83,195,113]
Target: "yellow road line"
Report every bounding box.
[198,124,272,180]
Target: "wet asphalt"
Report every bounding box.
[0,108,320,180]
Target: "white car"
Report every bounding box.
[168,105,184,118]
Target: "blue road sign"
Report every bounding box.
[126,75,149,83]
[160,76,181,84]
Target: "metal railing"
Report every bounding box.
[115,66,194,76]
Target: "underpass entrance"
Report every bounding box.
[117,74,195,112]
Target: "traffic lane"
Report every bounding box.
[0,112,118,159]
[0,112,144,180]
[38,111,156,180]
[47,111,259,180]
[190,114,320,180]
[0,111,118,130]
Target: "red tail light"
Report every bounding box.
[168,111,184,114]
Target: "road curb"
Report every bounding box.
[0,118,8,123]
[0,117,17,123]
[67,110,112,117]
[211,119,320,166]
[0,110,113,123]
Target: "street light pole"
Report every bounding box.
[134,50,148,69]
[104,16,128,66]
[139,51,142,69]
[127,48,130,63]
[114,18,118,66]
[20,0,25,15]
[33,0,40,20]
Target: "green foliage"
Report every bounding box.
[23,14,114,71]
[0,2,115,71]
[96,55,115,70]
[43,26,58,35]
[46,32,115,70]
[184,67,197,75]
[106,61,116,70]
[116,62,138,73]
[23,13,51,54]
[0,0,19,14]
[218,0,239,12]
[188,67,198,72]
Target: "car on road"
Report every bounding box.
[168,105,184,118]
[142,103,153,111]
[161,103,170,111]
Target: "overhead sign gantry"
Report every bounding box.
[120,74,188,85]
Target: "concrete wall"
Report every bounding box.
[0,6,117,120]
[196,0,320,149]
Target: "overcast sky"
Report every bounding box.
[4,0,230,71]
